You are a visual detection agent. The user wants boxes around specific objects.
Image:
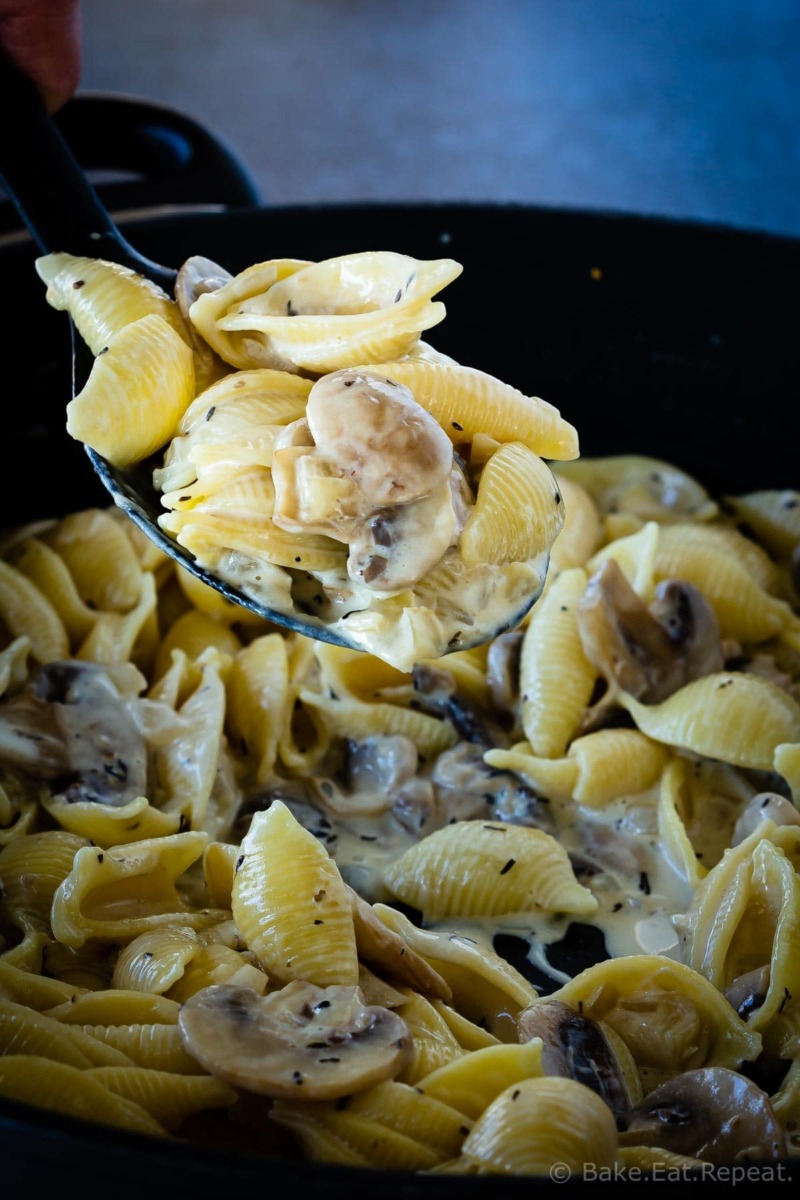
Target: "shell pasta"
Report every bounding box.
[36,249,578,672]
[1,243,798,1177]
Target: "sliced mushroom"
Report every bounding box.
[271,369,461,590]
[232,778,335,846]
[577,559,723,703]
[348,885,452,1002]
[174,255,233,319]
[390,777,438,837]
[619,1067,785,1162]
[432,742,554,832]
[486,630,523,718]
[412,664,501,747]
[178,981,412,1100]
[724,965,771,1021]
[733,791,800,845]
[346,735,419,795]
[0,660,147,805]
[516,999,631,1129]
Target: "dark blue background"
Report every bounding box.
[80,0,800,236]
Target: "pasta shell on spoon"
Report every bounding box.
[189,251,462,373]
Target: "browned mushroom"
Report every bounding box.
[178,980,412,1100]
[516,999,631,1128]
[619,1067,785,1162]
[577,559,723,703]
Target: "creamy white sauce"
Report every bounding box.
[287,770,700,993]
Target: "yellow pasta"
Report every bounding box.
[364,358,579,460]
[459,442,565,567]
[0,559,70,662]
[458,1076,618,1175]
[619,673,800,771]
[4,243,799,1175]
[191,252,461,373]
[517,566,596,756]
[0,1055,168,1136]
[66,313,195,468]
[546,956,762,1091]
[35,252,187,354]
[231,801,358,986]
[50,831,220,947]
[383,819,597,921]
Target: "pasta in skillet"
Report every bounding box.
[0,242,798,1176]
[0,451,798,1170]
[36,249,579,673]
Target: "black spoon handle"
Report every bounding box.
[0,52,176,290]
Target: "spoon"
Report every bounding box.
[0,55,545,660]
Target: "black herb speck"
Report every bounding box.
[639,871,651,895]
[499,858,516,876]
[612,902,623,912]
[104,758,128,781]
[73,279,85,289]
[292,1071,303,1084]
[205,406,216,421]
[235,854,245,872]
[452,421,463,431]
[319,1056,341,1063]
[97,852,104,863]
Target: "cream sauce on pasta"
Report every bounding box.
[289,776,694,992]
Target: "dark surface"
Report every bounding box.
[0,200,798,1191]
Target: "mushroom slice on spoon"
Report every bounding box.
[178,980,412,1099]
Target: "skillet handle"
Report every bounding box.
[54,93,262,212]
[0,52,175,289]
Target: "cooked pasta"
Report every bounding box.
[37,248,577,672]
[1,242,798,1177]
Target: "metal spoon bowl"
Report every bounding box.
[0,54,543,658]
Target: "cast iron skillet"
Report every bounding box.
[0,93,798,1193]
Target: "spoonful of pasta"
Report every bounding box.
[0,54,578,671]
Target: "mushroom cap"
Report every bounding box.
[619,1067,786,1163]
[178,981,412,1100]
[305,369,454,511]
